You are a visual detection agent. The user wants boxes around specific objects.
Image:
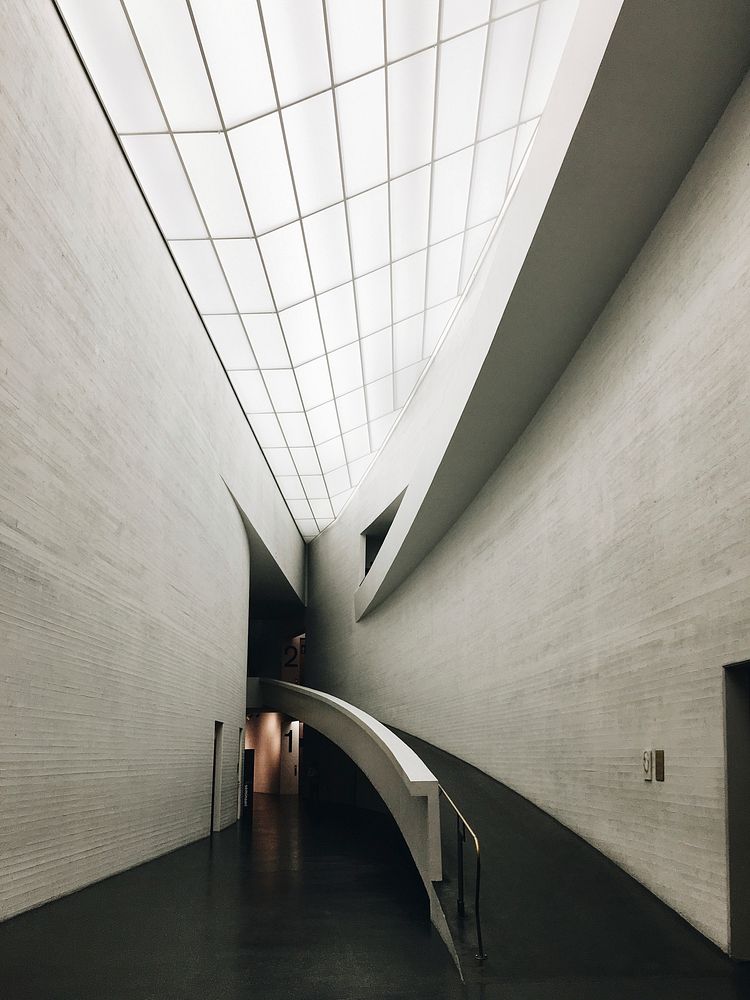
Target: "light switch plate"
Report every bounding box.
[643,749,653,781]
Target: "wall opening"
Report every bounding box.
[361,489,406,580]
[210,720,224,834]
[725,659,750,959]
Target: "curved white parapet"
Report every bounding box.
[258,679,458,969]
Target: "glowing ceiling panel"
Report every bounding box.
[57,0,578,540]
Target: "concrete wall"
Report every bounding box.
[306,72,750,949]
[0,1,302,920]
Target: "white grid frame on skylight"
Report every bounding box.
[58,0,579,541]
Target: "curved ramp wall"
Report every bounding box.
[258,680,455,960]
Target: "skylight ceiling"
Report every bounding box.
[58,0,578,541]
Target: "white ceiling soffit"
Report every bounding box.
[57,0,579,541]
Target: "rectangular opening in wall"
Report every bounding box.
[361,489,406,581]
[211,720,224,835]
[725,659,750,959]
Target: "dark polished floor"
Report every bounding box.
[0,794,461,1000]
[3,754,750,1000]
[395,729,750,999]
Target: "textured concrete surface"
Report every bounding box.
[306,70,750,949]
[0,0,300,920]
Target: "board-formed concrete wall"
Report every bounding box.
[306,72,750,949]
[0,1,302,920]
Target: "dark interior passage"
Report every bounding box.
[395,729,750,999]
[0,795,460,1000]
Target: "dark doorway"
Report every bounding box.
[725,659,750,959]
[210,721,224,835]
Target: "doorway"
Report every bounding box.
[725,659,750,958]
[210,721,224,835]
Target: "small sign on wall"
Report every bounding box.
[281,633,305,684]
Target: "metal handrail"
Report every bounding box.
[438,784,486,962]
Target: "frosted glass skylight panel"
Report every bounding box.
[343,425,370,464]
[325,467,351,497]
[63,0,578,539]
[427,234,464,306]
[259,222,313,309]
[230,115,297,234]
[287,498,314,520]
[123,0,219,131]
[492,0,536,14]
[232,370,272,413]
[326,0,384,84]
[58,0,165,133]
[291,448,322,476]
[467,129,516,226]
[388,50,436,175]
[295,356,334,410]
[355,268,392,336]
[366,377,394,421]
[434,27,487,159]
[441,0,491,38]
[204,315,255,370]
[310,498,334,521]
[394,315,424,370]
[390,167,430,260]
[121,136,204,239]
[278,413,313,448]
[297,520,320,539]
[266,448,297,477]
[277,475,306,500]
[264,369,303,413]
[303,204,352,293]
[189,0,275,126]
[280,300,326,367]
[385,0,439,60]
[175,134,251,238]
[168,241,233,313]
[307,401,340,445]
[395,360,427,407]
[336,388,367,433]
[523,0,578,120]
[361,328,392,384]
[348,186,390,277]
[249,412,286,448]
[215,240,274,312]
[460,222,494,289]
[283,93,343,216]
[316,438,346,473]
[328,343,364,397]
[479,7,537,138]
[392,251,427,322]
[317,285,358,351]
[244,315,289,369]
[429,148,473,243]
[300,475,328,498]
[259,0,330,106]
[336,71,388,196]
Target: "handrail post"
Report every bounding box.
[457,814,465,918]
[475,853,486,962]
[439,784,487,963]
